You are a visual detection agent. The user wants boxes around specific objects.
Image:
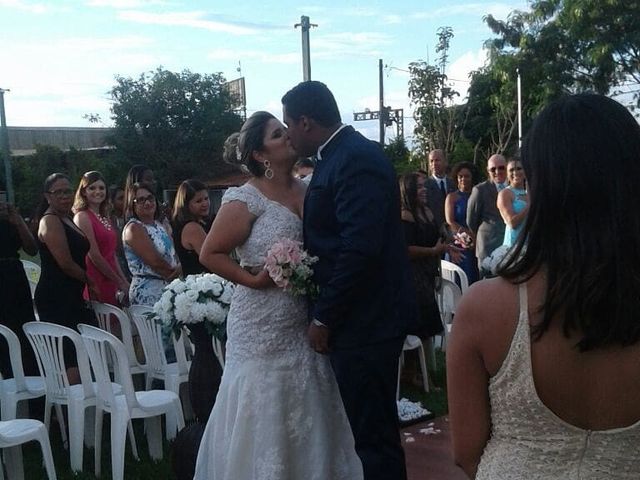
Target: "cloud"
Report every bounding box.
[313,32,393,58]
[116,10,286,35]
[0,0,48,14]
[412,2,524,21]
[208,48,299,65]
[86,0,170,8]
[448,48,489,98]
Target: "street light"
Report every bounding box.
[0,88,13,204]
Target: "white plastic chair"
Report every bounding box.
[20,260,41,284]
[91,302,146,382]
[436,278,463,350]
[23,321,121,473]
[78,324,184,480]
[128,307,190,392]
[441,259,469,294]
[0,419,56,480]
[211,335,225,370]
[0,325,45,421]
[396,335,430,400]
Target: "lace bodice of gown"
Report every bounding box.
[221,183,309,366]
[476,284,640,480]
[194,183,363,480]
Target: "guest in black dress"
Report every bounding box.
[34,173,97,384]
[171,180,211,276]
[0,199,38,378]
[399,173,448,340]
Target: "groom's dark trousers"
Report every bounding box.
[304,126,417,480]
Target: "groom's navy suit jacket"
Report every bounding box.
[303,126,417,349]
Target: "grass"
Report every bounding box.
[22,415,174,479]
[399,347,449,418]
[18,348,449,479]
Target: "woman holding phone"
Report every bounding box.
[0,192,38,378]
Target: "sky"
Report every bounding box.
[0,0,529,143]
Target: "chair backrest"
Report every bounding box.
[78,324,138,412]
[91,302,142,370]
[0,325,28,390]
[22,322,94,402]
[128,307,168,377]
[20,260,41,283]
[441,259,469,294]
[437,278,462,327]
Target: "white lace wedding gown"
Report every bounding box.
[193,183,363,480]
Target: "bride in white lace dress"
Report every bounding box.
[194,112,363,480]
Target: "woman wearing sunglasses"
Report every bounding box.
[122,182,181,307]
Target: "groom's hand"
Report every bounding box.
[308,322,330,354]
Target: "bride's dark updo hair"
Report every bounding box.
[223,111,276,177]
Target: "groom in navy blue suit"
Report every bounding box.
[282,81,416,480]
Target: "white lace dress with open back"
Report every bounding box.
[194,183,363,480]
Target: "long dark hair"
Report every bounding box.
[500,93,640,351]
[398,172,424,223]
[171,179,208,226]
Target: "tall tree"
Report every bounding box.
[109,67,243,188]
[408,27,465,158]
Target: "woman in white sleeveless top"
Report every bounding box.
[447,94,640,479]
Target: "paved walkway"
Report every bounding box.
[403,416,467,480]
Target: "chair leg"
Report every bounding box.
[128,420,139,460]
[110,412,129,480]
[3,445,24,480]
[94,408,104,478]
[417,345,430,393]
[84,406,95,448]
[67,403,85,472]
[36,425,57,480]
[53,404,68,450]
[164,397,186,442]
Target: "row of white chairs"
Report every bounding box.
[0,320,186,480]
[0,300,204,479]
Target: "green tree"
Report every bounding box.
[384,136,415,174]
[109,67,244,188]
[483,0,640,111]
[408,27,466,157]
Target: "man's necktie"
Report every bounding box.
[439,180,446,197]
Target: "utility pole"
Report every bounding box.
[378,59,384,145]
[0,88,13,204]
[295,16,317,81]
[353,59,404,145]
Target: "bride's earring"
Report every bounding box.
[263,160,274,180]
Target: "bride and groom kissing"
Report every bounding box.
[194,81,417,480]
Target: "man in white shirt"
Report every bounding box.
[424,149,456,229]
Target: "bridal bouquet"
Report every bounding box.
[264,238,319,298]
[152,273,234,341]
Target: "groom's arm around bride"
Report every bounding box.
[282,81,417,480]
